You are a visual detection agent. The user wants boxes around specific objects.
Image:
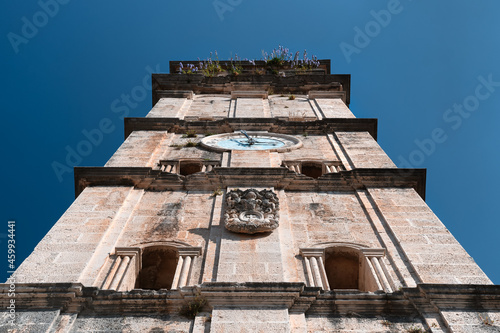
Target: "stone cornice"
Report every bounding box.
[152,74,350,105]
[155,62,350,104]
[1,283,498,315]
[404,284,500,309]
[74,166,426,199]
[124,118,378,141]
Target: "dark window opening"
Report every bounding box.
[301,163,323,179]
[179,162,203,176]
[325,247,360,289]
[135,247,178,290]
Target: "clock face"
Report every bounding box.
[218,136,285,150]
[200,132,302,152]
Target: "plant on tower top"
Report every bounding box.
[178,62,199,74]
[262,45,320,70]
[262,45,292,67]
[199,51,223,77]
[226,54,244,76]
[176,46,321,76]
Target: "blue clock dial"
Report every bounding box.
[200,132,303,152]
[218,137,286,150]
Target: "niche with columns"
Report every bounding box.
[158,159,221,176]
[97,244,201,292]
[300,243,395,293]
[282,160,345,179]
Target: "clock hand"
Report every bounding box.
[231,138,249,146]
[250,141,279,145]
[240,130,258,145]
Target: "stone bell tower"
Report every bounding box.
[2,57,499,332]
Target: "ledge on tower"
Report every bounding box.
[151,59,350,106]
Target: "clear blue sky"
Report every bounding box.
[1,0,499,284]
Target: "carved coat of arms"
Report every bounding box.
[224,189,279,234]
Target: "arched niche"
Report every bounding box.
[300,162,323,179]
[179,160,203,176]
[135,246,178,290]
[97,241,201,292]
[300,242,394,293]
[324,246,360,289]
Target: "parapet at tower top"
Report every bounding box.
[169,46,331,76]
[154,46,349,105]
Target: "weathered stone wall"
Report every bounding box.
[440,309,500,333]
[305,315,427,333]
[211,307,290,332]
[233,98,268,118]
[105,131,171,168]
[285,191,381,248]
[90,190,214,288]
[216,221,285,282]
[161,134,221,161]
[106,131,221,169]
[281,191,383,284]
[118,190,213,248]
[279,135,340,162]
[269,95,317,119]
[146,97,187,118]
[0,311,193,333]
[70,314,192,332]
[314,98,355,118]
[336,131,396,169]
[14,186,133,283]
[17,186,490,289]
[230,150,273,167]
[146,95,354,120]
[186,95,231,119]
[0,310,60,333]
[14,188,214,286]
[367,187,492,284]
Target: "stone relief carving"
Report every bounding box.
[224,189,280,234]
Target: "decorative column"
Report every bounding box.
[100,247,141,291]
[324,161,345,173]
[300,247,394,293]
[158,160,179,173]
[201,160,220,172]
[171,247,202,290]
[362,248,395,293]
[299,248,330,291]
[364,256,383,291]
[283,161,301,174]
